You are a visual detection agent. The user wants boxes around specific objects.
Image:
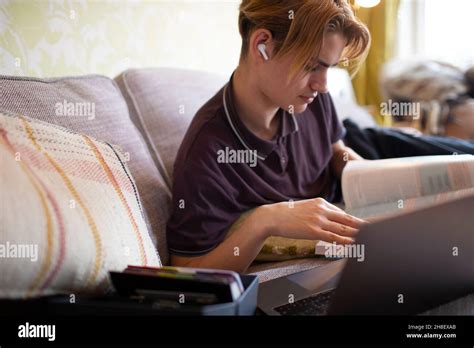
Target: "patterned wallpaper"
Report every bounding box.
[0,0,241,78]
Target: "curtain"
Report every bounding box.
[351,0,400,125]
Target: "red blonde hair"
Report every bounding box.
[238,0,371,78]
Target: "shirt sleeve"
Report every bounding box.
[324,92,347,144]
[166,151,242,257]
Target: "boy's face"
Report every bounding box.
[258,32,347,114]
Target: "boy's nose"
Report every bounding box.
[310,73,329,94]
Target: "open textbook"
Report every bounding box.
[341,154,474,221]
[258,154,474,260]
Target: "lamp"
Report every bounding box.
[355,0,381,8]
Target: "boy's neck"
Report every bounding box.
[232,64,281,141]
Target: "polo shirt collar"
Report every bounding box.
[223,72,299,160]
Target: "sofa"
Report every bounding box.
[0,67,375,289]
[3,67,474,315]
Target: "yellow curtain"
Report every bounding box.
[352,0,400,125]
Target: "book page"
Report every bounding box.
[346,187,474,221]
[342,155,474,210]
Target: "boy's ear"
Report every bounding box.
[249,28,274,61]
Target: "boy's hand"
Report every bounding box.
[262,197,368,244]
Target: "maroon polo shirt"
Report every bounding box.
[166,72,346,256]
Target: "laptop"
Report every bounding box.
[257,194,474,315]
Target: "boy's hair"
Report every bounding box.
[238,0,371,78]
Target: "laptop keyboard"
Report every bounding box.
[273,289,336,316]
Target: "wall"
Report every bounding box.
[0,0,242,78]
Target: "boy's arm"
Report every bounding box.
[171,198,365,273]
[330,140,364,178]
[170,205,271,273]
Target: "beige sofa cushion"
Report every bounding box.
[115,68,227,187]
[0,111,160,298]
[0,74,172,264]
[256,236,331,261]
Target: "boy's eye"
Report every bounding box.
[305,64,320,72]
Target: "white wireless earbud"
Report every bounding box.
[257,43,269,61]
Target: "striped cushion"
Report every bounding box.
[0,74,171,265]
[0,111,161,299]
